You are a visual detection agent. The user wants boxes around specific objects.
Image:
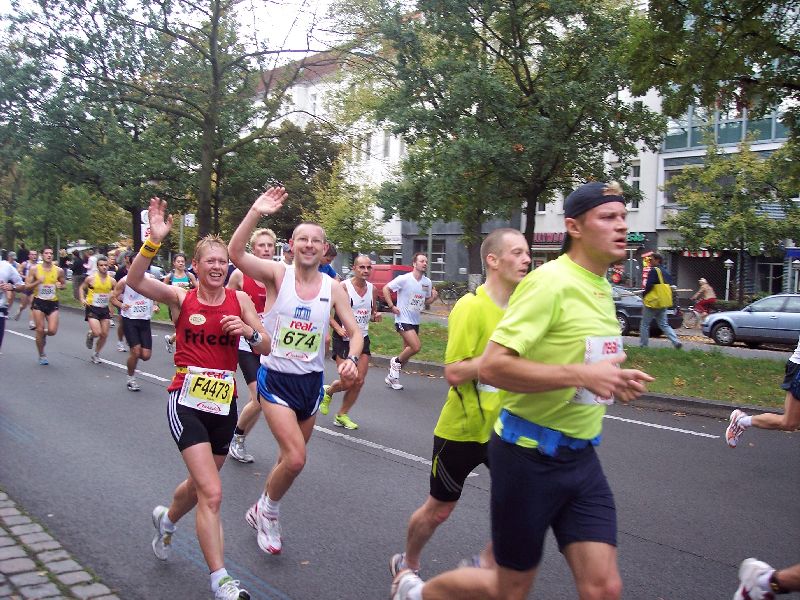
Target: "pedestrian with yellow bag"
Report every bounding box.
[639,253,683,349]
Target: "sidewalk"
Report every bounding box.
[0,490,118,600]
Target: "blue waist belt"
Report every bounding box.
[498,409,601,457]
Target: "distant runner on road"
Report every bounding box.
[384,253,438,390]
[128,197,270,600]
[26,247,66,366]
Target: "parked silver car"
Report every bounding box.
[701,294,800,347]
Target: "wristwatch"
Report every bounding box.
[246,330,262,347]
[347,355,359,366]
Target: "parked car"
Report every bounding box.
[367,264,414,310]
[701,293,800,347]
[612,286,683,337]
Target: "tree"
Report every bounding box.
[10,0,338,237]
[304,160,386,263]
[347,0,665,271]
[665,139,800,302]
[627,1,800,135]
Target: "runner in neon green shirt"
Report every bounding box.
[392,181,654,600]
[390,229,530,579]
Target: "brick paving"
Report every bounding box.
[0,491,119,600]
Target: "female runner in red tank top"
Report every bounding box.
[127,197,270,600]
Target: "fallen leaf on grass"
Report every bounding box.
[673,377,686,387]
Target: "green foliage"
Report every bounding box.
[304,159,386,260]
[363,0,666,248]
[627,0,800,136]
[665,139,800,256]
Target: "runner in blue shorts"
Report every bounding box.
[392,182,654,600]
[229,188,362,556]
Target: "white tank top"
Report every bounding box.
[343,278,373,337]
[261,267,332,374]
[121,281,154,320]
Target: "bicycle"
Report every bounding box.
[682,303,719,328]
[437,282,468,306]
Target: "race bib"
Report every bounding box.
[92,293,110,308]
[354,308,370,332]
[272,314,321,361]
[572,335,624,405]
[177,367,235,415]
[38,284,56,300]
[408,293,425,310]
[130,300,150,318]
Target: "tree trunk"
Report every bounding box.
[462,205,483,290]
[523,186,544,249]
[131,207,142,251]
[198,120,215,237]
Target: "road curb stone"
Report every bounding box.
[0,490,119,600]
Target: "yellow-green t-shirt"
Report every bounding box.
[433,285,503,443]
[490,254,621,447]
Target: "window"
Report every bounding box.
[309,93,318,116]
[412,239,446,280]
[757,263,784,295]
[399,138,407,158]
[665,114,689,150]
[364,133,372,159]
[750,296,786,313]
[690,106,712,147]
[663,169,683,204]
[783,296,800,313]
[536,201,547,213]
[628,165,641,210]
[383,131,391,158]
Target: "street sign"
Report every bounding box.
[141,209,149,224]
[184,214,195,227]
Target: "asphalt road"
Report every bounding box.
[1,309,798,599]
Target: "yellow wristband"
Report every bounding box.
[140,238,161,259]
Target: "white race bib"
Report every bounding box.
[92,293,110,308]
[130,300,151,318]
[177,367,235,415]
[38,284,56,300]
[408,293,425,310]
[572,336,624,405]
[272,314,322,361]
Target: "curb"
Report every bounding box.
[58,305,781,420]
[0,489,119,599]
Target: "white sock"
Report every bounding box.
[261,494,280,518]
[127,374,135,382]
[757,569,775,593]
[739,415,753,428]
[210,567,229,591]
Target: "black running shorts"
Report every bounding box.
[122,317,152,350]
[429,435,489,503]
[167,390,238,455]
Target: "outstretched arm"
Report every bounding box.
[229,187,287,286]
[127,197,184,315]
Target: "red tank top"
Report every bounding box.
[168,288,241,392]
[242,275,267,312]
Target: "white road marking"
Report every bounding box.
[6,329,721,443]
[604,414,720,438]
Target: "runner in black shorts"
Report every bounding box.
[79,255,114,364]
[26,247,66,366]
[127,197,270,600]
[320,254,379,430]
[390,229,530,579]
[112,271,158,391]
[726,335,800,447]
[392,182,654,600]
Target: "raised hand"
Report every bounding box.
[251,187,288,216]
[147,197,174,243]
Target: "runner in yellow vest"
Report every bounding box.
[79,255,115,364]
[26,247,66,365]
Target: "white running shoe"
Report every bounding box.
[391,570,425,600]
[85,331,94,350]
[127,377,141,392]
[257,510,282,555]
[28,320,35,330]
[117,341,127,352]
[385,376,404,390]
[90,353,101,364]
[151,505,175,561]
[245,501,259,530]
[214,577,250,600]
[726,409,747,448]
[164,334,174,354]
[228,434,254,463]
[733,558,775,600]
[38,355,48,366]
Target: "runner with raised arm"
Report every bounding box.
[127,197,270,600]
[228,187,362,555]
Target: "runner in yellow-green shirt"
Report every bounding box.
[392,182,654,600]
[389,228,531,579]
